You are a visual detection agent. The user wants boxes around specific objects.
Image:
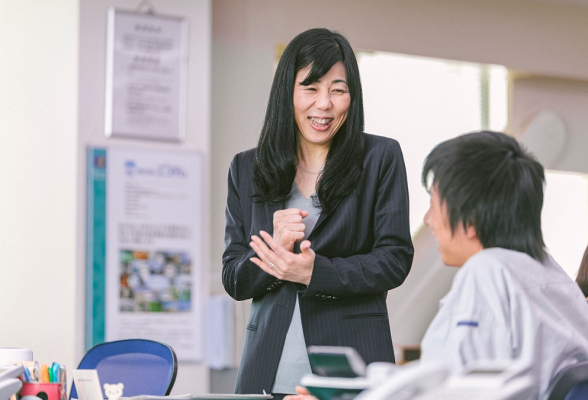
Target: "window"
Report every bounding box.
[357,51,508,236]
[543,171,588,278]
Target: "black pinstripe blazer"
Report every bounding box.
[223,133,414,394]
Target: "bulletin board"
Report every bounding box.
[86,146,204,362]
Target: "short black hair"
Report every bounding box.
[252,28,364,212]
[422,131,546,262]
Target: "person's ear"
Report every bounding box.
[464,224,478,240]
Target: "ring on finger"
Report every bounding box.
[269,262,275,269]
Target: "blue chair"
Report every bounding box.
[544,361,588,400]
[70,339,177,399]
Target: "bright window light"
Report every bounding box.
[543,171,588,278]
[357,51,508,236]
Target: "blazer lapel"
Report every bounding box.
[311,197,342,236]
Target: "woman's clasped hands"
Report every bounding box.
[250,230,315,285]
[272,208,309,251]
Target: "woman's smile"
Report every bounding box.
[307,116,334,130]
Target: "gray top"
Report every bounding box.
[271,184,321,394]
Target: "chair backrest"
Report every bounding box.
[566,381,588,400]
[70,339,177,399]
[544,361,588,400]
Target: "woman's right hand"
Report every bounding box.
[273,208,309,252]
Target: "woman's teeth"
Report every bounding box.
[308,117,332,127]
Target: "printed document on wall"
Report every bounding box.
[103,147,203,361]
[104,8,188,141]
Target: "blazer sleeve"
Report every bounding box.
[302,139,413,298]
[222,153,283,301]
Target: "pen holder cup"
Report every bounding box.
[20,382,66,400]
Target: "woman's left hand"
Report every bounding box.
[250,230,315,285]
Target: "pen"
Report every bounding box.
[34,361,40,382]
[21,364,32,382]
[40,364,50,383]
[59,365,67,392]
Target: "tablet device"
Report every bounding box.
[307,346,367,378]
[301,374,369,400]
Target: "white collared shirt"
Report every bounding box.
[421,248,588,399]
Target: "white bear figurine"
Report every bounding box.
[104,383,124,400]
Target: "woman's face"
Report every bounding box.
[293,61,351,150]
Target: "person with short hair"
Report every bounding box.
[420,130,588,399]
[285,131,588,400]
[222,28,413,399]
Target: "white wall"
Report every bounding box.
[511,75,588,174]
[78,0,212,393]
[0,0,80,372]
[0,0,211,394]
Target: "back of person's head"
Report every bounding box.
[422,130,547,262]
[253,28,365,210]
[576,245,588,297]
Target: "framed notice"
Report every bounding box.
[86,147,204,361]
[105,8,188,141]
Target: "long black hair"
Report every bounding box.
[251,28,365,212]
[422,131,547,262]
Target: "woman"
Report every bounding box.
[222,28,413,398]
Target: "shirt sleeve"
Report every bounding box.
[222,153,284,301]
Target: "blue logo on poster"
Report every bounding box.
[94,154,106,169]
[125,160,136,176]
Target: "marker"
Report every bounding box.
[51,363,60,383]
[40,364,50,383]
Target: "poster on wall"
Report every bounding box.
[86,147,204,362]
[105,8,188,141]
